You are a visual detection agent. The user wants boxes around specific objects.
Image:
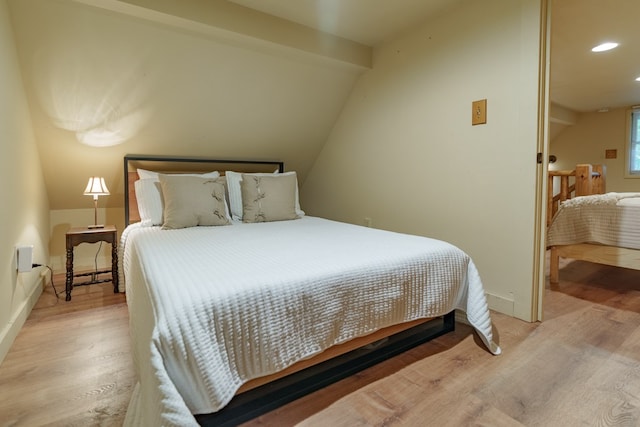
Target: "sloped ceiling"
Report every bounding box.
[6,0,375,210]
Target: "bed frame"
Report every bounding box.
[123,154,456,426]
[547,163,640,284]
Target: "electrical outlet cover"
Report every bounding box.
[17,245,34,273]
[472,99,487,125]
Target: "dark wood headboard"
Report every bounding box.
[124,154,284,226]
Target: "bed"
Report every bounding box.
[547,163,640,283]
[119,154,501,426]
[547,163,606,226]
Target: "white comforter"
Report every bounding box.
[547,192,640,249]
[121,216,500,426]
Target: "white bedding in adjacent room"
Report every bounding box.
[121,216,500,426]
[547,192,640,249]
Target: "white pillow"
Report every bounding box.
[136,168,220,181]
[225,171,245,221]
[134,170,221,226]
[136,168,161,180]
[134,179,164,226]
[226,171,304,221]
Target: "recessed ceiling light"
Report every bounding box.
[591,42,619,52]
[636,77,640,82]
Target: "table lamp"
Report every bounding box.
[84,177,110,228]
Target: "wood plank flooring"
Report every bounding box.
[1,259,639,426]
[0,274,130,427]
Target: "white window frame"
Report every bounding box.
[625,108,640,177]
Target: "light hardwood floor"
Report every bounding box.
[1,259,639,426]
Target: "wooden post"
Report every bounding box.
[547,174,554,226]
[547,169,577,225]
[592,164,606,194]
[559,174,570,203]
[574,164,593,196]
[550,246,559,284]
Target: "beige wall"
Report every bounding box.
[302,0,544,321]
[550,107,640,192]
[0,0,50,363]
[7,0,366,270]
[8,0,365,212]
[2,0,547,336]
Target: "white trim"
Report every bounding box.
[0,278,43,365]
[624,108,640,178]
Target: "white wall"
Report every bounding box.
[0,0,50,363]
[302,0,543,321]
[550,107,640,192]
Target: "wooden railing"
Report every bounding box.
[547,164,606,225]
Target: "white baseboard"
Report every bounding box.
[485,292,515,316]
[0,277,43,365]
[454,293,514,326]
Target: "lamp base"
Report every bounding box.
[87,224,105,229]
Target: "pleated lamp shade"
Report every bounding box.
[84,177,110,228]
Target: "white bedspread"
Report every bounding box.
[122,216,500,426]
[548,192,640,249]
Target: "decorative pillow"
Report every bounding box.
[134,179,164,226]
[134,170,221,226]
[226,171,304,221]
[158,175,231,229]
[240,173,299,223]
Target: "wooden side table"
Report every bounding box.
[65,225,119,301]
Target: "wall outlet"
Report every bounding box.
[16,245,34,273]
[364,217,372,227]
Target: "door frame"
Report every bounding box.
[532,0,551,322]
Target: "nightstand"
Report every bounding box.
[65,225,119,301]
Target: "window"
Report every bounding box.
[627,109,640,176]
